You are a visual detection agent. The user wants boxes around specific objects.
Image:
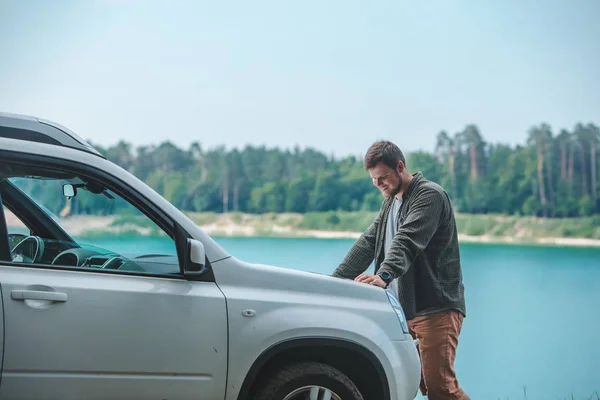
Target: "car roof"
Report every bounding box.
[0,111,105,158]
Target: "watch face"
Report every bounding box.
[380,272,391,281]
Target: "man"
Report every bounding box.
[331,140,469,400]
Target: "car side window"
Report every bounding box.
[1,163,181,276]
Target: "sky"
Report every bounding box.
[1,0,599,158]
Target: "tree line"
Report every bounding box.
[87,122,599,218]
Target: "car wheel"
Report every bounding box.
[255,361,364,400]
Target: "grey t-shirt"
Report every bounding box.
[384,197,402,293]
[384,197,403,256]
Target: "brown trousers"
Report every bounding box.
[408,310,470,400]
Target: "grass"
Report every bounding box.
[110,215,157,229]
[291,210,600,241]
[455,214,504,236]
[73,210,600,243]
[78,228,148,238]
[185,210,600,242]
[182,211,220,226]
[297,211,377,232]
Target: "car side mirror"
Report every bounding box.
[184,238,206,275]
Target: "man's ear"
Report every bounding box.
[396,160,404,174]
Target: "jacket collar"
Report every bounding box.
[401,171,424,201]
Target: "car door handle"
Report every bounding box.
[11,290,68,302]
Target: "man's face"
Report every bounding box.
[368,162,402,198]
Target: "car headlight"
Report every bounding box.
[386,289,410,334]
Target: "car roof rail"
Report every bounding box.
[0,111,105,158]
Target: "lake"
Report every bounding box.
[90,236,600,400]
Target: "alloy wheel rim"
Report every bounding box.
[282,385,342,400]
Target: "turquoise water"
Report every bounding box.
[91,236,600,399]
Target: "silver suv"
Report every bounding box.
[0,112,421,400]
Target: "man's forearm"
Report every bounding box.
[331,235,376,279]
[331,214,379,279]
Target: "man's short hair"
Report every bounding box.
[364,140,406,171]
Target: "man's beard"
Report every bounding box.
[389,183,401,198]
[385,173,403,198]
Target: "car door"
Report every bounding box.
[0,165,228,400]
[0,281,3,387]
[0,266,228,400]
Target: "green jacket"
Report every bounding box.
[332,172,466,320]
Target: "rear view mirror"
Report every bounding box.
[63,184,76,199]
[184,238,206,275]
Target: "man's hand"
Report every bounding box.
[354,273,386,288]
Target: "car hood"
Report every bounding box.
[213,256,389,304]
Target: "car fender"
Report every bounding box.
[222,296,398,399]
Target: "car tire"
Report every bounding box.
[255,361,364,400]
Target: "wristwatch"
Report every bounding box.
[377,271,393,286]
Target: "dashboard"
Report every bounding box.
[10,235,181,275]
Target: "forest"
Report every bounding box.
[84,122,598,219]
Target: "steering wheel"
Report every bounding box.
[11,235,45,264]
[8,233,28,250]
